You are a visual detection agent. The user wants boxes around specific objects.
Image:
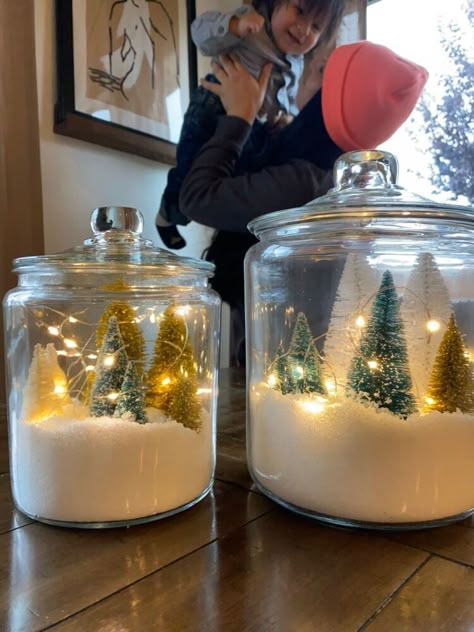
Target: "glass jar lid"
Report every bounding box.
[12,207,214,278]
[248,150,474,238]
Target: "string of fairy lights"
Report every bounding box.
[263,283,474,415]
[25,303,214,406]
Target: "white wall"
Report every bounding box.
[34,0,214,259]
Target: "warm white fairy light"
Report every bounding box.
[149,313,156,324]
[53,384,67,395]
[48,326,60,336]
[294,366,304,378]
[426,319,441,333]
[367,360,378,370]
[85,365,95,372]
[107,392,119,401]
[425,396,436,406]
[162,377,171,386]
[197,388,212,395]
[267,373,277,387]
[69,316,78,323]
[325,378,336,393]
[87,354,97,360]
[63,338,78,349]
[103,355,115,367]
[355,315,366,328]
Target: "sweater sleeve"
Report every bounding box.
[191,6,252,57]
[179,116,333,233]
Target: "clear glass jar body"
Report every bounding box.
[246,160,474,529]
[3,211,220,528]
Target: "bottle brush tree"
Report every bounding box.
[288,312,325,395]
[114,361,147,424]
[347,270,417,418]
[167,372,202,431]
[274,344,296,395]
[424,313,474,414]
[90,316,129,417]
[96,278,146,375]
[23,343,71,422]
[146,305,198,414]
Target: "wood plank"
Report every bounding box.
[389,521,474,567]
[215,452,254,491]
[0,482,273,632]
[50,510,428,632]
[366,556,474,631]
[0,475,32,534]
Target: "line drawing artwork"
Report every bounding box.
[87,0,180,108]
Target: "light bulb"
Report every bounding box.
[48,326,60,336]
[325,379,336,393]
[103,355,115,367]
[355,315,366,328]
[267,373,277,387]
[368,360,378,370]
[63,338,78,349]
[426,320,441,333]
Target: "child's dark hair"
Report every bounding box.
[254,0,345,47]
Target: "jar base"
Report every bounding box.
[251,477,474,531]
[16,480,214,529]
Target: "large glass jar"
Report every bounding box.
[3,207,220,528]
[246,151,474,529]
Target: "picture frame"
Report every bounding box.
[54,0,197,165]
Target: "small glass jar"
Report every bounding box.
[246,151,474,529]
[3,207,220,528]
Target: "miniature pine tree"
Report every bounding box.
[23,343,71,422]
[424,314,474,413]
[114,361,147,424]
[96,278,146,375]
[347,270,417,418]
[401,253,452,400]
[288,312,325,395]
[90,316,129,417]
[323,253,380,390]
[167,372,202,431]
[274,344,296,394]
[146,305,197,412]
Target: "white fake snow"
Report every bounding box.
[13,405,213,523]
[250,385,474,524]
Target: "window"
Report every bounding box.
[367,0,473,205]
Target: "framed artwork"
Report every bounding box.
[54,0,197,164]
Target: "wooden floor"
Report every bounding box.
[0,369,473,631]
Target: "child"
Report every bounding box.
[156,0,345,249]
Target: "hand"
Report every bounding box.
[200,55,272,125]
[229,12,265,38]
[271,111,295,130]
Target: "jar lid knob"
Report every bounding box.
[334,150,399,191]
[90,207,144,235]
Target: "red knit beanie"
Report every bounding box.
[322,41,429,151]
